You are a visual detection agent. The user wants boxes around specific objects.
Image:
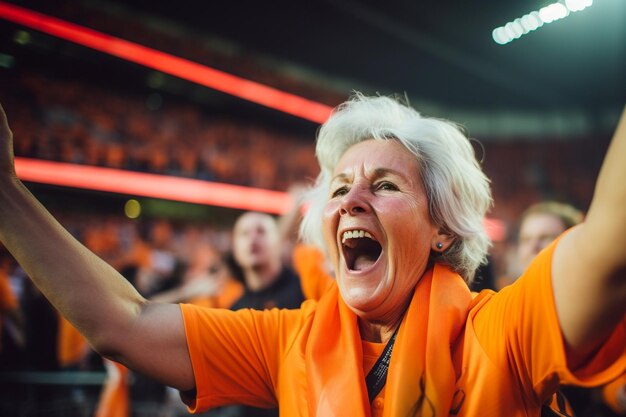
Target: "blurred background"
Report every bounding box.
[0,0,624,415]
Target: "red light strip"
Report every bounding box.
[14,157,293,214]
[14,157,504,237]
[483,217,506,242]
[0,1,333,124]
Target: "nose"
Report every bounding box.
[339,184,370,216]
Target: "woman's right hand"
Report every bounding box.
[0,103,16,178]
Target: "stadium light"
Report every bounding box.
[492,0,594,45]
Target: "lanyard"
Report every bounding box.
[365,324,400,403]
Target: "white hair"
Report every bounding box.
[300,93,492,283]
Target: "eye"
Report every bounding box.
[331,186,349,198]
[375,181,398,192]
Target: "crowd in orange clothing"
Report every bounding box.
[2,70,610,226]
[3,70,320,191]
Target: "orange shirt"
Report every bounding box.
[362,340,386,417]
[180,242,626,416]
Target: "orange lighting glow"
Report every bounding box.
[0,1,333,123]
[15,157,293,214]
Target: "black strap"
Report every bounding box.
[541,390,574,417]
[365,325,400,403]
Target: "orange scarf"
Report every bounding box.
[305,264,472,417]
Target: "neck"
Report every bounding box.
[358,313,404,344]
[243,260,281,292]
[357,288,413,343]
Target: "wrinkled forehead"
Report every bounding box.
[331,138,421,180]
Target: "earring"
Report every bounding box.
[436,242,443,250]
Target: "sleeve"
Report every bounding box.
[472,237,626,404]
[179,302,312,413]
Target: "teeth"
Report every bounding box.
[341,230,373,243]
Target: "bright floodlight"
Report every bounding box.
[565,0,593,12]
[492,27,510,44]
[539,3,569,23]
[493,0,592,45]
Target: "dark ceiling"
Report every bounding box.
[109,0,625,111]
[2,0,625,132]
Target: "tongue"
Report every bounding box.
[353,254,376,271]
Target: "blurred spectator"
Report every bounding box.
[499,201,584,288]
[230,211,304,311]
[135,220,182,296]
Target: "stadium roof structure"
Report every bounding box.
[112,0,626,133]
[1,0,624,138]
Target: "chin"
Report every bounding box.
[339,280,389,316]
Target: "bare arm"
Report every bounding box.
[552,106,626,368]
[0,104,194,390]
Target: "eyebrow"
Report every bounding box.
[331,167,407,183]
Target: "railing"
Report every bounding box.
[0,371,106,417]
[0,371,194,417]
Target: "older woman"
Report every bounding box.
[0,96,624,417]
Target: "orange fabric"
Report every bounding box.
[214,278,244,308]
[94,360,129,417]
[292,244,334,301]
[304,265,469,417]
[131,240,151,269]
[180,240,626,416]
[362,341,386,417]
[57,314,89,367]
[0,270,18,353]
[603,373,626,414]
[0,270,17,311]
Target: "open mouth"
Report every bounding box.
[341,230,383,271]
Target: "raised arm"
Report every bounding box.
[552,106,626,368]
[0,104,194,390]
